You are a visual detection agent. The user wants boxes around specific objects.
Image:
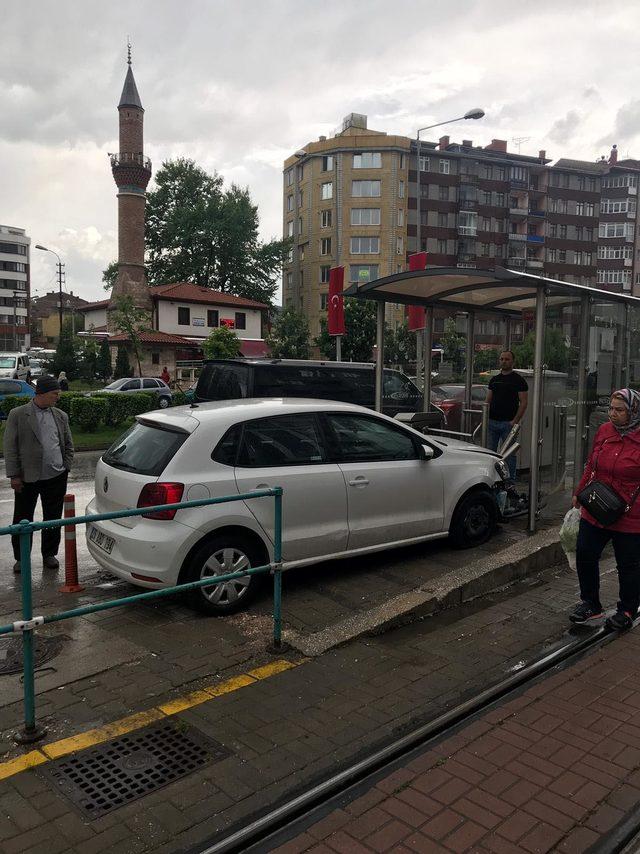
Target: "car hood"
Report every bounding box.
[430,435,500,458]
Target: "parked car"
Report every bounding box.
[0,353,31,380]
[28,358,44,378]
[97,377,173,408]
[194,359,429,419]
[430,384,489,433]
[86,399,509,615]
[0,379,35,415]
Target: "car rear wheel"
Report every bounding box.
[183,534,263,615]
[158,396,170,408]
[449,490,497,549]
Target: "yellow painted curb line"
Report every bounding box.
[0,658,302,782]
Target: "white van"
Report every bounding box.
[0,353,31,380]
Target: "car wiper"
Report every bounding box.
[103,459,138,471]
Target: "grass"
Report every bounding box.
[0,420,131,453]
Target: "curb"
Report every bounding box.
[284,528,565,656]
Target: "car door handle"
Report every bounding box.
[348,477,370,487]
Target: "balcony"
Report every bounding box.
[509,207,528,218]
[528,209,545,217]
[527,234,545,243]
[458,225,478,237]
[109,152,152,171]
[459,172,479,185]
[508,232,527,241]
[510,179,528,189]
[459,197,478,211]
[506,257,526,268]
[526,259,544,269]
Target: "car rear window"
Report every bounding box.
[102,422,187,476]
[195,364,250,401]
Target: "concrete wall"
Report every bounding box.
[157,300,262,338]
[84,307,108,329]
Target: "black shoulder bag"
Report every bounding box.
[576,440,640,527]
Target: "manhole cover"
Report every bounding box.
[0,634,68,676]
[41,719,230,819]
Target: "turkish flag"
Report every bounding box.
[327,266,346,335]
[407,253,427,331]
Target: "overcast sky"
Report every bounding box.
[3,0,640,304]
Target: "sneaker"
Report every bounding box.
[606,610,634,631]
[42,555,59,570]
[13,561,20,574]
[569,602,604,624]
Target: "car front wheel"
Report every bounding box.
[449,490,497,549]
[183,534,264,615]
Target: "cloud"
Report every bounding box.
[547,110,584,145]
[612,100,640,141]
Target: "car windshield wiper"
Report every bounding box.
[103,459,139,471]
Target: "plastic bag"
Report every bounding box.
[560,507,581,570]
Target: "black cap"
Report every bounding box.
[36,375,60,395]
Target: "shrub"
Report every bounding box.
[171,391,187,407]
[92,392,131,426]
[1,395,29,418]
[126,392,156,417]
[57,391,85,417]
[70,397,108,432]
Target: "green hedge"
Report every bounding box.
[171,391,187,407]
[70,397,108,432]
[92,392,131,427]
[57,391,85,417]
[127,392,156,417]
[1,395,29,418]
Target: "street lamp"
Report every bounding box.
[35,244,65,340]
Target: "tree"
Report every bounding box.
[474,348,500,374]
[441,317,466,375]
[96,339,112,381]
[50,320,77,378]
[384,322,417,367]
[202,326,241,359]
[102,261,118,291]
[78,337,99,380]
[114,346,131,379]
[265,308,310,358]
[512,328,573,372]
[142,158,290,305]
[110,295,151,377]
[315,298,377,362]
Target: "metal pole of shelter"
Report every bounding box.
[375,302,385,412]
[573,294,591,492]
[423,308,433,412]
[336,336,342,362]
[464,312,474,432]
[528,288,546,533]
[505,317,512,351]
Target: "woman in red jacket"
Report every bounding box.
[570,388,640,630]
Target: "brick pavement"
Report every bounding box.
[0,557,625,853]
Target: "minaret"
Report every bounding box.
[107,44,153,326]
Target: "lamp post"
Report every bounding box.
[35,245,65,341]
[414,108,485,399]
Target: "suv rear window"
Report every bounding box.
[196,364,250,401]
[103,422,187,476]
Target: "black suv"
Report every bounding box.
[194,359,427,418]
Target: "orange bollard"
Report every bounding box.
[60,494,84,593]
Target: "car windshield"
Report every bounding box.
[0,357,16,368]
[29,360,42,367]
[103,380,125,391]
[103,422,187,476]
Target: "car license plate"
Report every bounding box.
[89,526,115,554]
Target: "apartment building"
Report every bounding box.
[0,225,30,351]
[284,120,640,341]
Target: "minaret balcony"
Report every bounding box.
[111,152,152,191]
[110,152,152,171]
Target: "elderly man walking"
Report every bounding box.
[4,375,74,573]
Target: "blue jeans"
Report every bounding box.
[488,418,516,482]
[576,518,640,616]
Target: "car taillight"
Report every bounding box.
[137,482,184,520]
[438,400,457,411]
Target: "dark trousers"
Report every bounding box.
[11,471,68,561]
[576,518,640,616]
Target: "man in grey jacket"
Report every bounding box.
[4,375,74,572]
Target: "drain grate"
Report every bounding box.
[0,634,67,676]
[42,719,230,819]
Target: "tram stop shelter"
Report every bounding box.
[344,266,640,533]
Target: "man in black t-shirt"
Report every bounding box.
[486,350,528,483]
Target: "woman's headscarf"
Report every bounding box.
[611,388,640,436]
[58,371,66,379]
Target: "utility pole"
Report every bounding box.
[57,260,65,337]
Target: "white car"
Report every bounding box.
[86,399,509,615]
[0,352,31,380]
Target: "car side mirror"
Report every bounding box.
[419,444,435,461]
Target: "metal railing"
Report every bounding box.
[0,487,283,744]
[109,152,152,170]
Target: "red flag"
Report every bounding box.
[407,253,427,330]
[328,266,346,335]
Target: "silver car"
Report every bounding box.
[99,377,172,408]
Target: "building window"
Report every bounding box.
[576,226,583,241]
[495,219,504,232]
[152,352,160,365]
[481,216,491,231]
[458,211,478,236]
[321,182,333,200]
[420,185,429,198]
[549,223,557,238]
[350,236,380,254]
[207,309,219,327]
[287,221,294,237]
[510,166,528,183]
[298,190,303,206]
[286,272,293,288]
[548,249,557,263]
[396,236,404,255]
[320,237,332,255]
[298,216,303,235]
[287,195,294,212]
[438,212,448,228]
[322,155,334,171]
[320,265,331,283]
[437,239,447,254]
[599,222,634,239]
[576,202,584,216]
[598,245,633,259]
[559,250,567,263]
[577,176,586,191]
[560,225,567,239]
[497,167,506,181]
[320,293,328,310]
[482,164,493,179]
[285,169,293,186]
[575,251,583,265]
[299,243,306,261]
[235,312,246,330]
[438,185,449,201]
[297,164,303,181]
[558,199,568,214]
[353,152,382,168]
[352,180,381,197]
[419,156,429,171]
[481,243,490,256]
[397,208,404,226]
[287,248,293,263]
[585,227,593,241]
[439,160,450,175]
[495,193,505,207]
[178,307,190,326]
[601,199,635,214]
[481,190,492,205]
[562,173,570,188]
[351,208,381,226]
[321,209,332,228]
[349,264,379,283]
[603,175,637,189]
[400,153,406,168]
[598,270,632,286]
